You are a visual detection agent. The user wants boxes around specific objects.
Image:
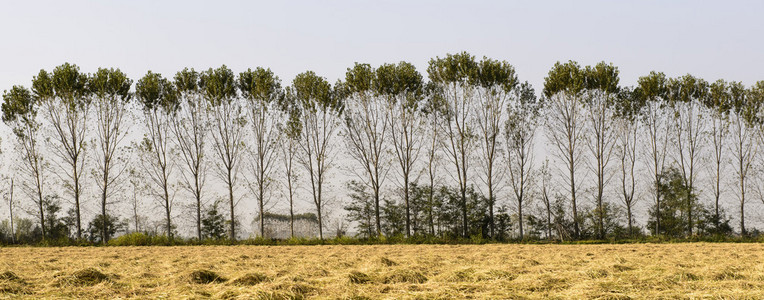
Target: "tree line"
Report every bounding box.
[1,52,764,244]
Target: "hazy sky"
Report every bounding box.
[1,0,764,234]
[1,0,763,95]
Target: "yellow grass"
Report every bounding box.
[1,243,764,299]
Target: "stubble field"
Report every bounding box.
[1,243,763,299]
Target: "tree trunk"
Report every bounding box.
[228,168,235,240]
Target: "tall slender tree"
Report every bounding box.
[422,83,445,236]
[278,100,302,238]
[505,82,539,239]
[238,67,283,237]
[202,65,245,240]
[583,62,620,239]
[379,62,425,238]
[538,160,553,239]
[341,63,388,237]
[613,87,643,236]
[428,52,478,237]
[33,63,90,240]
[89,67,132,243]
[293,71,341,240]
[171,68,208,240]
[474,57,516,238]
[636,72,670,235]
[136,71,179,238]
[543,61,586,238]
[667,75,708,236]
[2,86,47,240]
[735,81,764,234]
[704,80,733,230]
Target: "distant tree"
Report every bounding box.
[474,57,516,238]
[135,71,179,238]
[736,81,764,234]
[635,72,670,235]
[2,177,14,243]
[2,86,47,240]
[33,63,90,240]
[666,75,708,236]
[238,67,283,237]
[171,68,209,240]
[703,80,733,231]
[421,83,446,235]
[543,61,587,238]
[505,82,539,239]
[201,199,227,240]
[613,87,644,236]
[86,214,125,243]
[341,63,389,237]
[89,67,132,244]
[379,62,425,238]
[292,71,341,240]
[537,160,553,239]
[428,52,479,238]
[127,169,146,233]
[648,168,697,237]
[278,98,302,238]
[201,65,246,240]
[344,180,375,238]
[582,62,620,239]
[40,195,72,240]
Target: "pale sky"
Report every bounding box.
[1,0,762,95]
[1,0,764,235]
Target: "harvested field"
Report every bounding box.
[1,243,763,298]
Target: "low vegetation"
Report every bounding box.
[1,244,764,298]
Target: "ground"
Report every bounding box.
[1,243,763,299]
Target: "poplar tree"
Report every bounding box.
[543,61,586,238]
[427,52,478,237]
[89,67,132,243]
[238,67,283,237]
[33,63,90,240]
[381,62,425,237]
[2,86,46,240]
[342,63,388,236]
[293,71,341,240]
[474,57,516,238]
[136,71,179,238]
[171,68,208,240]
[202,65,245,240]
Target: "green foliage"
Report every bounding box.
[290,71,339,113]
[427,51,478,85]
[741,81,764,125]
[88,68,132,102]
[475,57,517,92]
[343,63,375,94]
[542,60,586,98]
[375,61,424,109]
[136,71,179,111]
[645,168,727,238]
[666,74,708,107]
[30,63,91,114]
[705,79,734,116]
[202,200,227,240]
[86,214,126,243]
[238,67,282,104]
[344,181,376,238]
[636,71,668,101]
[41,195,71,241]
[585,61,620,94]
[1,86,36,125]
[200,65,237,106]
[174,67,200,94]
